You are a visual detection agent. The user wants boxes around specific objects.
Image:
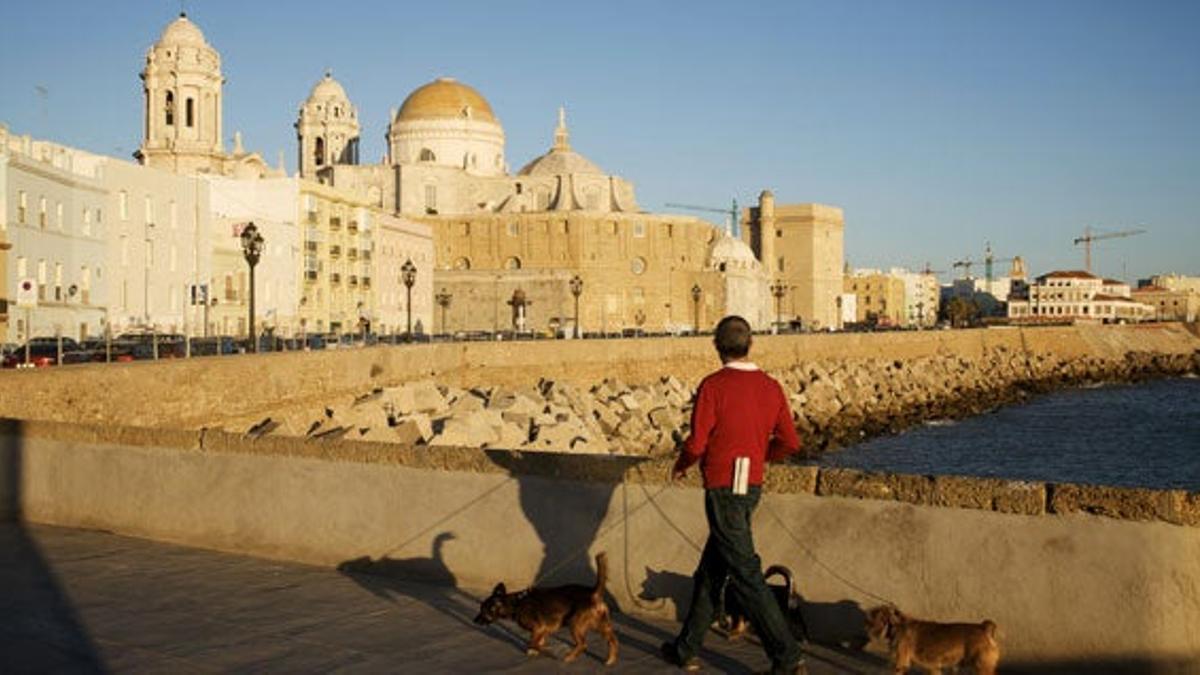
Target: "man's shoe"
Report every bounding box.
[660,641,702,671]
[757,658,808,675]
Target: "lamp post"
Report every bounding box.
[401,258,417,340]
[690,284,702,333]
[569,274,583,338]
[770,281,787,332]
[435,288,452,337]
[239,222,263,353]
[915,300,925,329]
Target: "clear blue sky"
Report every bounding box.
[2,0,1197,282]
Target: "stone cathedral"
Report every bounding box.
[296,73,844,333]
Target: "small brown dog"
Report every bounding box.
[865,605,999,674]
[474,552,618,666]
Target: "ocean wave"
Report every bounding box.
[923,419,956,428]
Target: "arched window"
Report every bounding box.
[453,257,471,270]
[186,98,195,128]
[419,148,436,162]
[504,257,522,270]
[165,92,174,126]
[314,137,325,166]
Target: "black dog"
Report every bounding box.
[718,565,810,643]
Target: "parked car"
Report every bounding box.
[190,336,238,356]
[112,332,186,359]
[1,337,83,368]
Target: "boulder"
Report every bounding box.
[430,410,499,447]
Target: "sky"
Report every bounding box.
[1,0,1197,283]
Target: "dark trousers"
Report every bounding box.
[674,487,802,671]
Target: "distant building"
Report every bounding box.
[1008,270,1153,323]
[887,267,939,327]
[1141,274,1200,295]
[844,269,905,326]
[1131,285,1199,322]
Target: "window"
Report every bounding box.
[165,91,174,125]
[424,184,437,212]
[453,257,471,270]
[56,202,64,230]
[633,222,646,238]
[16,256,26,277]
[186,97,195,127]
[506,222,519,237]
[631,257,647,275]
[314,137,325,166]
[39,197,47,227]
[144,196,154,224]
[504,257,522,270]
[82,208,92,236]
[18,191,27,223]
[419,148,436,162]
[119,191,129,220]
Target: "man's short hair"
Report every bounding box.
[714,315,752,358]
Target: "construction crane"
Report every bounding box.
[919,262,946,276]
[665,199,740,236]
[983,242,1016,284]
[951,258,976,279]
[1073,226,1146,273]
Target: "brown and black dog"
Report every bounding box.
[865,605,999,675]
[475,552,618,666]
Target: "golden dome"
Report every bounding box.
[396,78,497,124]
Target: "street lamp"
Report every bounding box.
[239,222,263,352]
[569,274,583,338]
[435,288,452,336]
[401,258,417,340]
[690,284,702,333]
[770,281,787,332]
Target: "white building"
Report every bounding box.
[206,177,304,338]
[888,267,939,327]
[1008,270,1153,323]
[373,214,435,335]
[1,125,109,343]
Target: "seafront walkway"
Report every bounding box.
[2,523,888,673]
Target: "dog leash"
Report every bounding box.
[759,497,895,607]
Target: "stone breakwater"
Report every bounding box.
[228,346,1200,456]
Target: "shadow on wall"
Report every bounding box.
[0,419,106,671]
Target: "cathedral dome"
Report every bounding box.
[709,233,760,270]
[157,13,209,48]
[308,71,348,102]
[396,78,497,124]
[517,148,604,176]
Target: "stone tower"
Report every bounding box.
[759,189,777,276]
[136,13,225,174]
[296,71,360,179]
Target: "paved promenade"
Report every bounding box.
[1,523,890,673]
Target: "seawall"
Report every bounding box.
[1,419,1198,670]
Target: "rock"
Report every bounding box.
[393,414,434,445]
[384,380,447,415]
[430,410,499,447]
[617,393,641,412]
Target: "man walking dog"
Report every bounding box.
[662,315,806,674]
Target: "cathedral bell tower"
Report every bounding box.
[136,13,225,174]
[295,71,360,179]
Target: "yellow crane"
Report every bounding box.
[1073,227,1146,273]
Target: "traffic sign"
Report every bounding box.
[16,277,37,308]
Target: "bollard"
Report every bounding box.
[56,326,63,366]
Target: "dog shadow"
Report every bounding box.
[637,566,693,622]
[795,595,871,651]
[336,531,527,652]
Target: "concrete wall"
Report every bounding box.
[2,419,1198,669]
[0,323,1196,429]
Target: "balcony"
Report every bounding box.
[305,270,318,281]
[347,249,357,261]
[329,245,342,258]
[349,275,358,287]
[305,241,319,253]
[348,220,358,234]
[330,272,341,285]
[361,250,372,261]
[362,276,372,289]
[329,217,342,230]
[306,211,318,224]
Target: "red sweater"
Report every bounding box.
[674,363,801,489]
